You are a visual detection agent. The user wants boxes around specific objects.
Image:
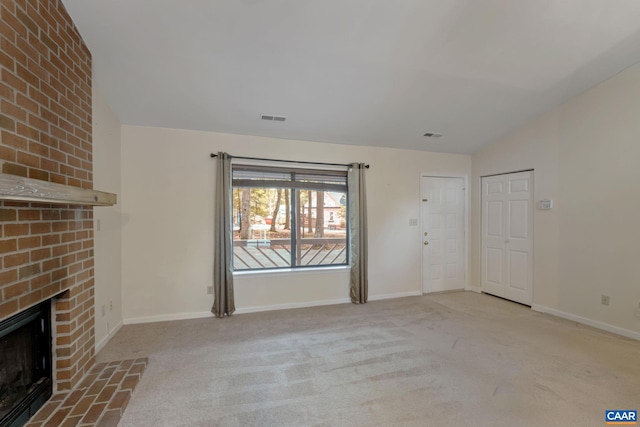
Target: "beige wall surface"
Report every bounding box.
[120,126,470,322]
[472,63,640,336]
[93,88,124,349]
[103,62,640,337]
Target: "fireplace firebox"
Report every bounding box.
[0,302,52,427]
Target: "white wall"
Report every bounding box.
[472,63,640,336]
[120,126,470,322]
[92,88,123,350]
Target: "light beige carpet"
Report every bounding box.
[97,292,640,427]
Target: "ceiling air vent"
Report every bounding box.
[261,114,287,122]
[423,132,443,138]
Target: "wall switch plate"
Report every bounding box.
[601,295,610,306]
[207,286,214,295]
[409,218,418,227]
[539,199,553,210]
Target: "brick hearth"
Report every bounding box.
[25,358,148,427]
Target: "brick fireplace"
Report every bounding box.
[0,0,96,396]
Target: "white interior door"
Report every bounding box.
[481,171,533,305]
[422,177,466,293]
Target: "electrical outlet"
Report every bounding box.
[601,295,610,306]
[207,286,214,295]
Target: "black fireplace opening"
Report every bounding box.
[0,301,52,427]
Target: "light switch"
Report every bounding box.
[539,199,553,210]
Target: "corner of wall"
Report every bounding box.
[92,87,123,353]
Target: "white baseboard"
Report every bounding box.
[235,298,351,314]
[95,319,124,353]
[122,292,424,324]
[368,291,422,301]
[124,311,213,325]
[214,291,421,314]
[531,304,640,341]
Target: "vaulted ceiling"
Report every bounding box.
[63,0,640,154]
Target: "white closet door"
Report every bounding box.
[481,171,533,305]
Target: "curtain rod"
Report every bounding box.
[210,153,369,169]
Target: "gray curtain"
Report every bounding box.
[212,152,235,317]
[348,163,368,304]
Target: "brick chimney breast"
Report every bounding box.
[0,0,95,390]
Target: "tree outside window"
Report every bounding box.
[231,165,348,270]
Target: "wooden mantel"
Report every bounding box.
[0,173,116,206]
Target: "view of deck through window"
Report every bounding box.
[232,165,348,270]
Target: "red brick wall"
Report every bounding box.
[0,0,94,390]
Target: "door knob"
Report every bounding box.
[424,232,428,236]
[424,241,429,246]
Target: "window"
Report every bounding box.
[232,164,348,271]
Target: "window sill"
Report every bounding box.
[233,265,350,279]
